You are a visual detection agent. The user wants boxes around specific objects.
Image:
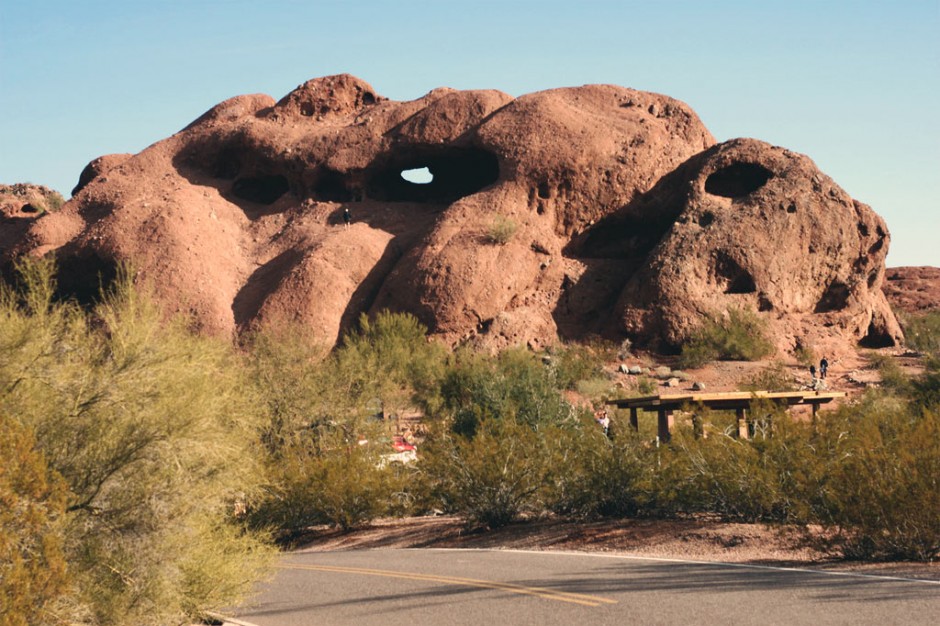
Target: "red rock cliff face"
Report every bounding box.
[6,74,901,351]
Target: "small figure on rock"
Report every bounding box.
[819,357,829,379]
[342,206,352,229]
[809,364,817,381]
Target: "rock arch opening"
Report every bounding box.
[400,167,433,185]
[366,146,499,203]
[705,162,773,198]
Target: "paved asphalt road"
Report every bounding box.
[231,548,939,625]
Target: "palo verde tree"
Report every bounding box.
[0,259,274,626]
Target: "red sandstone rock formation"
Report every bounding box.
[4,74,902,353]
[883,267,940,314]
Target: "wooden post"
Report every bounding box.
[657,409,673,443]
[630,408,639,432]
[735,407,749,439]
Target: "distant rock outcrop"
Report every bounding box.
[883,267,940,314]
[4,74,902,353]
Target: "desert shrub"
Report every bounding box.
[244,322,331,457]
[679,307,775,368]
[812,397,940,561]
[793,342,816,367]
[911,356,940,411]
[253,436,406,533]
[550,342,605,391]
[551,428,656,519]
[652,407,814,523]
[0,259,274,625]
[335,310,446,418]
[0,415,70,626]
[900,310,940,355]
[246,312,439,535]
[440,347,575,437]
[869,353,912,395]
[420,417,553,528]
[486,215,518,245]
[740,361,797,392]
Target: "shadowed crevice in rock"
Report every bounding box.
[714,251,757,294]
[705,162,773,198]
[341,239,407,338]
[815,280,850,313]
[232,174,290,205]
[53,250,119,308]
[232,249,305,331]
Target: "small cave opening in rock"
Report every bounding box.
[366,146,499,203]
[859,320,896,348]
[52,252,119,308]
[814,280,850,313]
[714,252,756,294]
[312,168,355,202]
[232,174,290,205]
[20,203,39,214]
[705,162,773,198]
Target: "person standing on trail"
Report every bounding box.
[342,207,352,229]
[820,357,829,379]
[809,364,817,381]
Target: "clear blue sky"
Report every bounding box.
[2,0,937,266]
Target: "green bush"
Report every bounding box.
[0,259,274,625]
[254,438,407,533]
[486,215,518,245]
[440,347,575,437]
[679,307,775,368]
[900,310,940,355]
[421,417,553,528]
[812,397,940,561]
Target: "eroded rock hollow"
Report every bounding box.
[5,74,902,353]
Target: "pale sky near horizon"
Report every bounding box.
[1,0,937,266]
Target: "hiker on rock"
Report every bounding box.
[819,357,829,379]
[342,207,352,229]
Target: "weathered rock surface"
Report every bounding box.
[4,74,901,352]
[883,266,940,314]
[0,184,65,260]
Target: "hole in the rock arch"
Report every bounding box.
[815,280,850,313]
[714,251,756,294]
[53,252,119,308]
[401,167,433,185]
[367,147,499,203]
[705,162,773,198]
[232,174,289,205]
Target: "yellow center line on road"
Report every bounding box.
[278,563,617,607]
